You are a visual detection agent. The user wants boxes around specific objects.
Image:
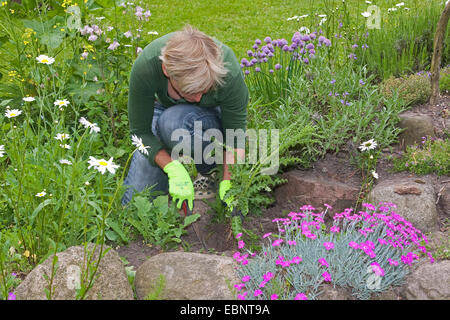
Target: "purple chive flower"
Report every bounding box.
[108,40,120,50]
[244,70,250,75]
[330,79,336,84]
[362,44,369,49]
[282,45,289,51]
[255,39,262,45]
[275,63,282,70]
[303,58,309,64]
[301,35,310,41]
[324,38,331,47]
[255,67,261,72]
[359,79,365,85]
[318,35,326,44]
[352,44,358,49]
[247,50,253,57]
[306,43,315,50]
[252,44,259,50]
[264,36,272,43]
[309,33,316,40]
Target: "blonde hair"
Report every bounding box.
[159,25,228,95]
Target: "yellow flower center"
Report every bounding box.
[42,59,48,63]
[99,161,108,166]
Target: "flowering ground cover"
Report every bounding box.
[0,0,449,300]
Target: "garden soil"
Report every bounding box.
[116,94,449,274]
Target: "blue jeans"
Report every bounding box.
[121,102,222,206]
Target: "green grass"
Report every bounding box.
[122,0,449,67]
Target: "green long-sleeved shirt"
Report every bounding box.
[127,32,249,166]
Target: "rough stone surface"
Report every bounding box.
[368,177,438,232]
[134,251,240,300]
[403,260,450,300]
[398,113,435,150]
[14,244,134,300]
[274,170,360,215]
[438,183,450,216]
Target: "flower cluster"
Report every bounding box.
[240,31,332,75]
[233,202,434,300]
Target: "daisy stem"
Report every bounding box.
[78,150,136,300]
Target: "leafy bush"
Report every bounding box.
[232,203,434,300]
[381,73,431,107]
[393,136,450,176]
[126,194,200,249]
[440,66,450,94]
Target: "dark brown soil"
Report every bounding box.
[116,94,450,270]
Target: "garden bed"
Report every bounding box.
[117,94,450,273]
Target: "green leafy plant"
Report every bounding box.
[393,136,450,176]
[381,73,431,107]
[127,194,200,249]
[145,274,166,300]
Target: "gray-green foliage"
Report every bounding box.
[235,204,431,300]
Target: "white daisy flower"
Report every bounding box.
[361,11,372,17]
[88,156,119,175]
[299,26,310,34]
[79,117,100,133]
[5,109,22,118]
[371,170,379,179]
[36,190,47,197]
[59,144,71,149]
[0,145,5,158]
[54,99,70,107]
[131,134,150,156]
[318,14,327,18]
[54,133,70,141]
[147,31,158,35]
[365,1,372,4]
[23,96,36,102]
[359,139,378,152]
[36,55,55,65]
[395,2,405,7]
[59,159,72,165]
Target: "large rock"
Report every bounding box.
[398,113,435,150]
[274,170,360,214]
[368,177,438,233]
[15,244,134,300]
[134,252,240,300]
[403,260,450,300]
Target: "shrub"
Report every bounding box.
[439,66,450,94]
[381,73,431,107]
[232,203,434,300]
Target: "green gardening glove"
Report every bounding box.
[163,160,194,210]
[219,179,233,211]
